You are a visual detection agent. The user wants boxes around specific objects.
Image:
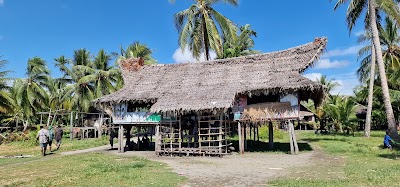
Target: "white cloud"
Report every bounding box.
[303,72,360,96]
[314,59,349,69]
[303,73,322,81]
[172,47,217,63]
[0,0,4,6]
[324,45,363,58]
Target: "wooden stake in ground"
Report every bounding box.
[289,120,299,154]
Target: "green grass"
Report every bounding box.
[0,152,185,187]
[269,131,400,187]
[0,137,112,166]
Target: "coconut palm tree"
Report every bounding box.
[316,75,340,94]
[357,17,400,137]
[55,49,95,112]
[14,57,50,130]
[324,96,358,134]
[78,49,120,98]
[120,42,157,65]
[172,0,238,60]
[218,24,260,59]
[333,0,400,139]
[0,57,13,114]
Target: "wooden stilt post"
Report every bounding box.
[253,124,256,142]
[99,112,104,139]
[290,120,299,154]
[155,124,160,155]
[268,121,274,149]
[70,111,73,141]
[40,114,43,125]
[238,122,244,154]
[46,109,52,127]
[118,124,124,153]
[219,114,223,155]
[257,124,259,142]
[288,121,294,155]
[178,117,182,153]
[244,123,247,151]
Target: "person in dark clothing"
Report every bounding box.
[55,125,63,150]
[384,130,396,150]
[109,127,115,149]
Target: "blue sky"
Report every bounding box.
[0,0,365,95]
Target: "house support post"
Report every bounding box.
[70,112,73,141]
[99,112,104,139]
[268,121,274,149]
[238,122,244,154]
[244,123,247,151]
[155,124,160,155]
[219,114,223,155]
[118,124,124,153]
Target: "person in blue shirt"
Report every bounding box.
[384,130,396,150]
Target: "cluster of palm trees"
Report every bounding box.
[333,0,400,139]
[0,43,154,130]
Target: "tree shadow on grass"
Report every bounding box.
[301,138,348,143]
[230,140,313,154]
[378,153,400,160]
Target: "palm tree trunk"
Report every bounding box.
[365,43,376,138]
[201,15,211,61]
[369,0,398,139]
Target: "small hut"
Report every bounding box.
[94,37,327,156]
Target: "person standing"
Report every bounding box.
[109,127,115,149]
[36,126,49,156]
[55,125,63,150]
[48,125,54,151]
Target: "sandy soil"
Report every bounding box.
[106,150,315,187]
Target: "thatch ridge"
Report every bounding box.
[94,37,327,113]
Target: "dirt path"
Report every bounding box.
[106,150,315,187]
[60,145,111,156]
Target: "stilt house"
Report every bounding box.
[94,38,327,156]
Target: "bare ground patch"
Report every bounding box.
[106,150,316,187]
[271,145,347,182]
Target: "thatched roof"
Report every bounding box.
[94,37,327,113]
